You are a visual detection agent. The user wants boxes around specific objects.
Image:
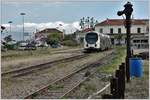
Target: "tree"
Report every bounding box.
[63,34,75,41]
[95,20,98,24]
[46,32,61,45]
[79,19,84,29]
[79,17,99,30]
[90,17,94,29]
[86,16,90,28]
[4,35,13,43]
[1,25,6,33]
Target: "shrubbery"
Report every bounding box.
[46,32,79,47]
[61,40,79,47]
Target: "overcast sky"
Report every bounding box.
[1,0,149,40]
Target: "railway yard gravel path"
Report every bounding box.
[2,50,113,99]
[2,48,81,73]
[28,52,114,99]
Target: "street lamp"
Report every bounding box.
[117,2,133,82]
[8,21,13,35]
[20,12,26,41]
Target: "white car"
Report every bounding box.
[18,42,28,50]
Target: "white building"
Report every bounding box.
[95,19,149,48]
[74,28,94,43]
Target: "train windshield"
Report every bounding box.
[85,33,98,44]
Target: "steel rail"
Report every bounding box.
[24,51,114,99]
[2,54,88,77]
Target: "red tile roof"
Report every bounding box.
[95,19,149,26]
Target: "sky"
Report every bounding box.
[1,0,149,41]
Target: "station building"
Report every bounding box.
[94,19,149,49]
[34,28,63,46]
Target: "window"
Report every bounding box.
[110,28,113,34]
[85,32,98,44]
[141,39,148,43]
[99,28,103,33]
[133,40,137,43]
[118,28,121,33]
[137,28,141,33]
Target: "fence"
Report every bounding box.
[102,63,125,99]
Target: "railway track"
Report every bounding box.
[51,49,82,54]
[24,51,114,99]
[2,53,88,78]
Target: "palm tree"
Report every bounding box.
[90,17,94,29]
[79,19,82,29]
[95,20,98,25]
[82,17,85,29]
[86,17,90,28]
[79,19,84,29]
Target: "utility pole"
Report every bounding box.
[117,2,133,82]
[8,21,13,35]
[20,13,26,41]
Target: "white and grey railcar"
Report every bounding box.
[84,31,111,51]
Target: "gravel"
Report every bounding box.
[1,50,113,99]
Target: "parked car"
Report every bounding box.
[133,51,149,60]
[18,42,28,50]
[26,43,36,50]
[139,51,149,60]
[18,42,36,50]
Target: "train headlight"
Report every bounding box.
[86,44,88,47]
[95,44,97,47]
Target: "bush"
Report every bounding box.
[47,38,59,45]
[62,40,79,47]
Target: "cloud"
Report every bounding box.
[2,21,81,34]
[1,24,10,27]
[3,0,74,4]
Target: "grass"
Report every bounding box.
[142,60,149,79]
[97,46,126,74]
[47,84,64,90]
[31,92,39,99]
[2,48,51,61]
[1,47,78,61]
[125,60,149,99]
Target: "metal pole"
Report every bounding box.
[9,23,11,33]
[20,13,25,41]
[23,15,24,41]
[8,21,12,36]
[117,2,133,82]
[126,18,131,82]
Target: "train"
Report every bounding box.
[84,31,112,51]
